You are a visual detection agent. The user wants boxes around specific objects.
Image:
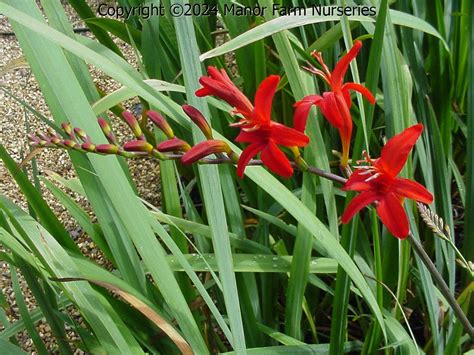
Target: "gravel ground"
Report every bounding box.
[0,2,161,352]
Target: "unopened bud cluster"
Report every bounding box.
[29,106,235,166]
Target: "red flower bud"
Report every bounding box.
[146,111,174,138]
[182,105,213,139]
[47,127,57,137]
[50,137,61,145]
[98,118,118,144]
[181,140,231,165]
[61,122,74,139]
[81,142,96,152]
[96,144,119,154]
[122,111,144,139]
[37,132,50,141]
[74,127,90,142]
[97,118,110,134]
[63,140,80,149]
[28,134,39,143]
[157,137,191,152]
[123,140,154,153]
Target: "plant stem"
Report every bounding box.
[197,157,348,184]
[408,233,474,339]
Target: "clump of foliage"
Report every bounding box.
[0,0,472,354]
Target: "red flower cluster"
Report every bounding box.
[31,54,434,240]
[294,41,375,167]
[341,124,433,238]
[195,67,309,178]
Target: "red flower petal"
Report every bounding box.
[342,170,373,192]
[271,123,309,147]
[331,41,362,89]
[237,142,264,177]
[378,124,424,177]
[342,82,376,104]
[235,129,268,144]
[392,177,433,204]
[253,75,280,124]
[319,92,345,129]
[196,67,253,115]
[376,193,409,238]
[293,95,323,132]
[260,140,293,178]
[341,190,379,224]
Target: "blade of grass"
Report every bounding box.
[464,0,474,263]
[10,267,49,355]
[199,9,447,61]
[0,338,28,354]
[67,0,123,56]
[0,196,144,353]
[172,1,246,351]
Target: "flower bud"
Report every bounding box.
[122,111,144,139]
[96,144,119,154]
[81,142,96,152]
[123,140,154,153]
[147,111,174,138]
[97,118,118,144]
[61,122,74,139]
[28,134,39,143]
[182,105,213,140]
[50,137,61,145]
[47,127,57,137]
[157,137,191,152]
[37,132,50,141]
[74,127,91,142]
[63,140,80,149]
[181,140,231,165]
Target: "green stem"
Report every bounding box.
[408,233,474,339]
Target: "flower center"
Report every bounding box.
[353,151,394,192]
[303,51,332,86]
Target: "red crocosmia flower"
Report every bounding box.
[196,66,253,118]
[341,124,434,239]
[294,41,375,167]
[196,69,309,178]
